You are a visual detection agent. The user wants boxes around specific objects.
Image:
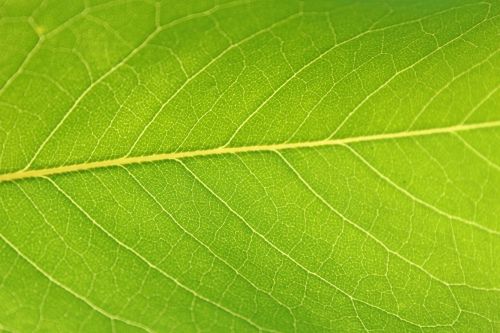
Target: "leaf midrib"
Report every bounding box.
[1,120,498,182]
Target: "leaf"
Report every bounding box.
[0,0,499,332]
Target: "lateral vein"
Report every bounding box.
[0,120,498,182]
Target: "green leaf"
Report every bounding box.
[0,0,499,332]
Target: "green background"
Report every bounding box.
[0,0,499,331]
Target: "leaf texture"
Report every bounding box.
[0,0,499,332]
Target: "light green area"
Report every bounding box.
[0,0,499,332]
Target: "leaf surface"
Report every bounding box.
[0,0,499,332]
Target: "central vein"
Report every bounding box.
[1,120,498,182]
